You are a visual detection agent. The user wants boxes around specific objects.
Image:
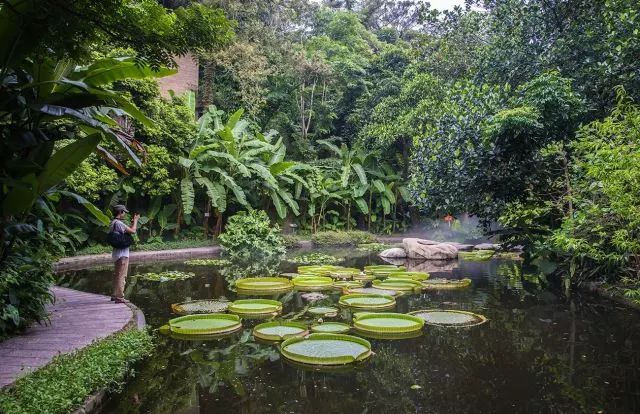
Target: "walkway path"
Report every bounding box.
[0,286,133,388]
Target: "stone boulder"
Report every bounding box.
[379,247,407,259]
[403,238,459,260]
[415,239,440,245]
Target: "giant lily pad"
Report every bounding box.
[364,265,406,277]
[386,271,430,281]
[372,278,422,292]
[458,250,495,261]
[308,306,339,317]
[311,322,351,334]
[171,299,230,315]
[280,333,372,365]
[409,309,488,327]
[235,277,293,294]
[352,273,376,282]
[253,321,308,341]
[345,287,399,296]
[353,312,424,335]
[333,280,364,290]
[228,299,282,317]
[421,278,472,290]
[165,313,242,335]
[292,276,334,291]
[328,268,361,279]
[339,294,396,310]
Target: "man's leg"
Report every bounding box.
[113,257,128,299]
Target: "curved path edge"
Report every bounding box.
[0,286,143,389]
[55,245,222,271]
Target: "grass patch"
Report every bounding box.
[311,231,377,246]
[73,239,215,256]
[0,329,154,414]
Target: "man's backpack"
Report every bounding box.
[106,220,133,249]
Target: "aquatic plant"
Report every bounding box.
[288,253,342,265]
[137,271,195,282]
[292,276,334,291]
[372,278,422,292]
[228,299,283,317]
[339,294,396,310]
[307,306,339,317]
[421,278,472,290]
[253,321,308,342]
[353,312,424,335]
[280,333,372,365]
[409,309,488,327]
[311,322,351,334]
[356,243,396,252]
[171,299,230,315]
[184,258,230,266]
[164,314,242,335]
[234,277,293,294]
[458,250,495,261]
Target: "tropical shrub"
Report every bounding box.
[0,245,54,339]
[0,329,153,414]
[218,210,286,259]
[311,230,377,246]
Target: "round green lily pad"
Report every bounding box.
[311,322,351,334]
[345,287,399,296]
[228,299,282,317]
[333,280,363,290]
[235,277,293,294]
[252,321,308,341]
[420,278,472,290]
[328,268,361,279]
[458,250,495,261]
[386,271,430,281]
[353,273,376,282]
[353,312,424,334]
[280,333,372,365]
[339,294,396,310]
[167,313,242,335]
[292,276,334,291]
[171,299,230,315]
[308,306,339,317]
[372,278,422,292]
[409,309,488,327]
[364,265,406,277]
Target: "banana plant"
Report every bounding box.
[1,53,174,261]
[180,106,310,236]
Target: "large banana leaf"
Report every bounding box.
[181,176,195,215]
[37,134,102,193]
[69,58,177,86]
[58,191,110,226]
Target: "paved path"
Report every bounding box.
[0,286,133,388]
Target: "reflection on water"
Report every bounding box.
[56,249,640,414]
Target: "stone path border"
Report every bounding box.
[55,245,221,271]
[0,286,136,388]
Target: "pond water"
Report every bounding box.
[56,248,640,414]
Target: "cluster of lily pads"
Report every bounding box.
[355,243,396,252]
[136,270,195,282]
[159,262,487,368]
[184,258,230,267]
[287,252,342,265]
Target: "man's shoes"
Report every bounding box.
[114,297,129,304]
[110,296,116,301]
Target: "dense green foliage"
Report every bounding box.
[311,230,377,246]
[0,329,153,414]
[0,0,233,335]
[218,210,286,259]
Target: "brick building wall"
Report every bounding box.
[158,54,199,97]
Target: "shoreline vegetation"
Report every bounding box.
[0,329,153,414]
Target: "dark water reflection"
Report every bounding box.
[56,249,640,414]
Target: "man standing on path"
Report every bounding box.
[110,205,139,303]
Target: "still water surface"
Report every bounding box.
[57,249,640,414]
